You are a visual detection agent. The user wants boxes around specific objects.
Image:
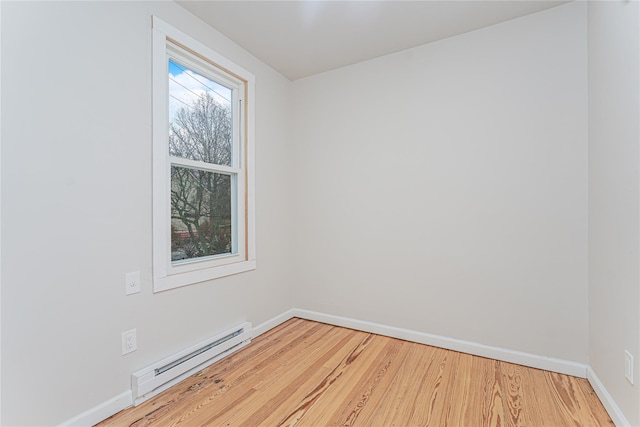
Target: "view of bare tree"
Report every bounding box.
[169,92,233,261]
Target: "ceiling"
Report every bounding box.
[177,1,569,81]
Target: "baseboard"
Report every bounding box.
[64,308,616,426]
[59,390,132,427]
[293,308,588,378]
[586,366,632,427]
[253,308,297,337]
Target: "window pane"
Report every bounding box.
[168,59,233,166]
[170,166,232,262]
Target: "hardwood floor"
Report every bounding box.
[97,318,613,426]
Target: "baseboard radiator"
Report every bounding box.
[132,322,252,405]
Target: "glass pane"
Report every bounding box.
[170,166,233,262]
[168,59,233,166]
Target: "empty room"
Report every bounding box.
[1,0,639,425]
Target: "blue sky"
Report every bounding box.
[169,60,183,77]
[168,59,232,120]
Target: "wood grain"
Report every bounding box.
[502,362,614,427]
[97,319,613,427]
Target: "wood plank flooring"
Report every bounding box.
[97,318,613,426]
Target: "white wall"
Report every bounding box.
[588,1,640,425]
[4,1,638,425]
[0,1,293,425]
[292,2,588,363]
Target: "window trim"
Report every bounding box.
[152,16,256,292]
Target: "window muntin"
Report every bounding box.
[152,17,255,292]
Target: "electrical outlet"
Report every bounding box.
[625,350,634,384]
[122,329,137,355]
[125,271,141,295]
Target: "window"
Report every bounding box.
[152,17,255,292]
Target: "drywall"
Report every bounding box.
[588,1,640,425]
[4,0,637,424]
[292,2,588,363]
[0,1,293,425]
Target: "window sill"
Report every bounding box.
[153,259,256,292]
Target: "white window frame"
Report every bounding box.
[152,16,256,292]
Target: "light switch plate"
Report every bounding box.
[125,271,141,295]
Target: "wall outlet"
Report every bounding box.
[125,271,141,295]
[122,329,137,355]
[625,350,634,384]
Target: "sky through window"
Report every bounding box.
[168,59,232,121]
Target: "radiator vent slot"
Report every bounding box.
[154,329,243,376]
[132,322,252,405]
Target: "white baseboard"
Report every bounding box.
[253,308,297,337]
[66,308,629,426]
[586,366,632,427]
[292,308,588,378]
[59,390,132,427]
